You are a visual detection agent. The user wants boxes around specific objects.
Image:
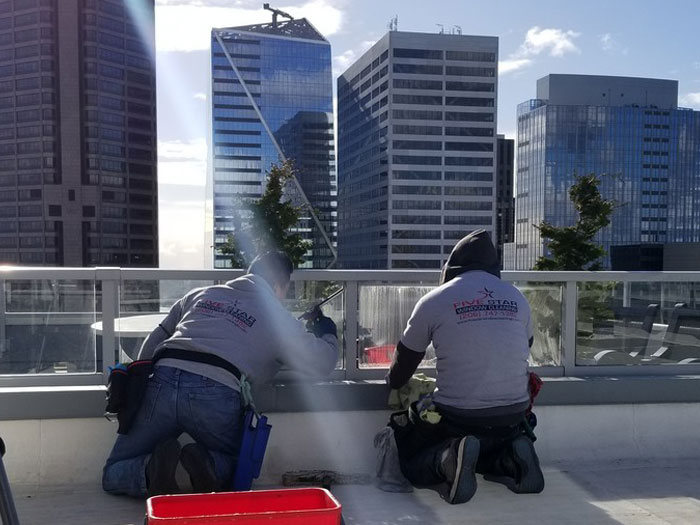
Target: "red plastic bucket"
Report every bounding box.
[146,487,342,524]
[364,345,394,364]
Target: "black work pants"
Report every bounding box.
[396,409,523,487]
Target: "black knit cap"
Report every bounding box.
[248,251,293,289]
[439,229,500,285]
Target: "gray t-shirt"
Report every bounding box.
[138,274,338,389]
[400,271,532,410]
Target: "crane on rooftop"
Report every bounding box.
[263,3,293,27]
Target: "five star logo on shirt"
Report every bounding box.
[478,287,495,299]
[452,288,519,324]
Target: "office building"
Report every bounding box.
[0,0,158,266]
[495,134,514,265]
[337,30,498,269]
[207,10,336,269]
[510,74,700,270]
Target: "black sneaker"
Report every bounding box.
[510,436,545,494]
[146,438,181,497]
[180,443,219,493]
[442,436,480,504]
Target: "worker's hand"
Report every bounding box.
[305,307,337,338]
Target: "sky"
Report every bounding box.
[154,0,700,269]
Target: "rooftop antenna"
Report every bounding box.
[263,3,293,27]
[453,25,462,35]
[436,24,444,34]
[388,15,398,32]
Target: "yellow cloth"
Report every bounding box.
[419,408,442,424]
[388,373,437,410]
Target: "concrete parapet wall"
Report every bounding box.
[3,403,700,487]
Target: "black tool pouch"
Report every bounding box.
[105,359,154,435]
[388,402,446,460]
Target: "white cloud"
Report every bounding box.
[517,26,580,58]
[599,33,628,55]
[193,92,207,100]
[499,58,532,75]
[158,138,207,186]
[156,0,344,52]
[680,92,700,109]
[333,49,357,73]
[694,61,700,69]
[500,26,580,76]
[332,40,375,76]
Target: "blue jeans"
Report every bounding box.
[102,366,244,497]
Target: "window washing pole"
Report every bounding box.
[213,30,338,268]
[0,438,20,525]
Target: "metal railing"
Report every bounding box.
[0,268,699,387]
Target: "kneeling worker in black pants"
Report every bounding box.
[388,229,544,504]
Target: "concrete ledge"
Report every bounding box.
[3,375,700,420]
[0,386,107,420]
[4,403,700,486]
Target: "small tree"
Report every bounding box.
[220,161,311,267]
[534,174,616,271]
[531,174,618,345]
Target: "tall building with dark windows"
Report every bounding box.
[0,0,158,267]
[510,74,700,270]
[207,13,336,269]
[495,134,514,265]
[337,31,498,269]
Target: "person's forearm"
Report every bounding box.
[388,341,424,389]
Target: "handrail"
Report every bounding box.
[0,268,698,386]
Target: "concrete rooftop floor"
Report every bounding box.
[10,460,700,524]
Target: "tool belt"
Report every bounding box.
[105,348,242,435]
[389,400,534,460]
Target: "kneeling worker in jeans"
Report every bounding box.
[388,230,544,504]
[102,251,338,498]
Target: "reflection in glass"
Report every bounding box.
[576,281,700,365]
[0,280,96,374]
[285,280,344,369]
[518,282,562,366]
[210,21,336,269]
[358,284,436,368]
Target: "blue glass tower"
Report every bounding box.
[207,15,336,268]
[511,74,700,270]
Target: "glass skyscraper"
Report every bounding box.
[337,31,498,269]
[0,0,158,267]
[495,135,514,264]
[510,74,700,270]
[207,17,336,269]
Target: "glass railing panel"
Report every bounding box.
[576,280,700,365]
[516,282,563,366]
[0,279,97,375]
[286,279,344,369]
[358,280,563,370]
[358,283,436,369]
[115,278,346,369]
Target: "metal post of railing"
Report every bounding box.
[623,280,631,308]
[96,268,120,377]
[561,280,578,375]
[0,438,19,525]
[0,280,5,363]
[343,281,360,380]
